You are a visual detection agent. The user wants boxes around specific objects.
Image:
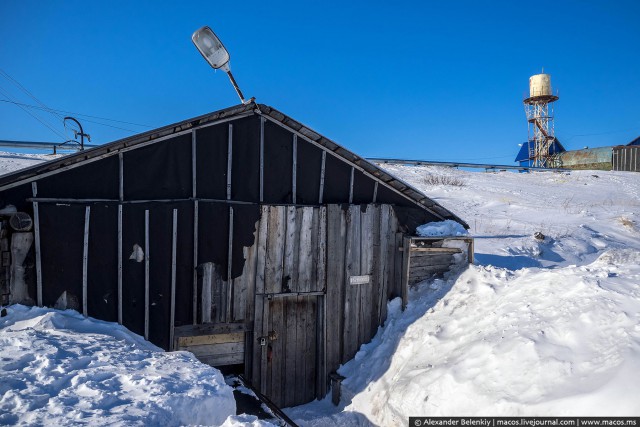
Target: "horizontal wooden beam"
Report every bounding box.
[409,247,462,253]
[174,322,247,337]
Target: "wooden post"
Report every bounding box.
[319,151,326,204]
[191,129,197,198]
[226,206,234,322]
[193,200,199,325]
[292,134,297,204]
[372,181,378,203]
[401,236,411,309]
[252,206,268,389]
[82,206,91,317]
[117,204,123,324]
[227,124,233,200]
[144,209,150,340]
[118,152,124,201]
[259,117,265,203]
[31,182,42,307]
[348,167,354,204]
[170,208,178,350]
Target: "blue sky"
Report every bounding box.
[1,1,639,163]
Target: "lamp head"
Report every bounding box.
[192,26,231,71]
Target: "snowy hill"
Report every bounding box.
[287,165,640,424]
[1,152,639,425]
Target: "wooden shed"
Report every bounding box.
[0,102,472,407]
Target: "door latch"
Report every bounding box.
[258,330,278,346]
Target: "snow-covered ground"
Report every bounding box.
[2,153,639,425]
[287,165,640,425]
[0,305,237,426]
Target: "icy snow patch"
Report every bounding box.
[416,220,468,237]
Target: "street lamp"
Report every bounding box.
[192,26,251,104]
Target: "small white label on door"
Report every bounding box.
[349,275,370,285]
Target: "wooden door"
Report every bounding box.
[251,206,327,407]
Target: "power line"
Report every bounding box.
[0,85,66,141]
[0,68,66,122]
[0,98,153,129]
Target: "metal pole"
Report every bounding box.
[225,71,246,104]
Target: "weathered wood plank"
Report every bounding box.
[197,353,246,367]
[377,204,390,325]
[409,264,451,283]
[226,207,234,322]
[401,236,411,309]
[242,219,259,326]
[409,247,462,253]
[265,206,285,294]
[252,206,269,388]
[303,295,317,404]
[359,204,374,345]
[283,206,298,293]
[268,298,284,406]
[343,205,361,361]
[177,332,245,347]
[368,204,381,340]
[258,291,325,298]
[297,207,314,293]
[260,296,270,396]
[201,263,212,323]
[316,294,327,399]
[392,232,404,300]
[310,207,319,292]
[294,295,307,403]
[316,206,328,399]
[410,253,455,268]
[284,292,298,407]
[180,341,244,357]
[174,322,246,337]
[325,204,346,376]
[317,206,327,293]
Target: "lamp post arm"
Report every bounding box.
[225,70,247,104]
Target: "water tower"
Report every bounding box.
[523,72,559,167]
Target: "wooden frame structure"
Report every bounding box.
[0,102,472,407]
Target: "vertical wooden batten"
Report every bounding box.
[117,204,123,324]
[192,200,199,325]
[292,134,297,204]
[227,124,233,200]
[319,151,326,204]
[144,209,150,340]
[372,181,378,203]
[348,167,354,204]
[31,182,42,307]
[191,129,197,198]
[82,206,91,317]
[118,152,124,202]
[259,117,265,203]
[226,206,234,322]
[191,128,198,325]
[170,209,178,350]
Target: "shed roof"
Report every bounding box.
[0,101,467,227]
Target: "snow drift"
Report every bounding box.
[0,305,236,426]
[287,166,640,425]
